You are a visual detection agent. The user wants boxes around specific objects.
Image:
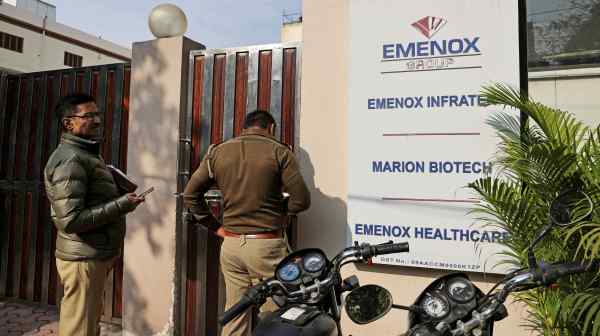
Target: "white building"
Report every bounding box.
[0,0,130,74]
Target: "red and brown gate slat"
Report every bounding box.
[0,63,130,323]
[179,42,301,336]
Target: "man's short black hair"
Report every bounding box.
[244,110,276,129]
[55,93,96,120]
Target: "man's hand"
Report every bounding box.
[126,193,145,208]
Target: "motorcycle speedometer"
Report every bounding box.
[420,293,450,319]
[277,262,301,282]
[446,277,476,303]
[303,252,325,273]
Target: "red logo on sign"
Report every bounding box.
[412,16,447,39]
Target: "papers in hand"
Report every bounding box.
[106,165,138,193]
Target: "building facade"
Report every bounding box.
[0,0,130,74]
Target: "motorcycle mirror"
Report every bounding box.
[527,189,593,268]
[344,285,393,324]
[549,189,593,227]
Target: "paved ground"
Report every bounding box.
[0,300,121,336]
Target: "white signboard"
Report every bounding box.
[348,0,521,273]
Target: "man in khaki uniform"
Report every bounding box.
[44,93,145,335]
[184,110,311,336]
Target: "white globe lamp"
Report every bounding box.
[148,3,188,38]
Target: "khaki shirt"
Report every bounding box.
[183,128,311,234]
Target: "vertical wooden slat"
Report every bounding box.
[205,234,220,336]
[185,225,198,336]
[111,66,124,167]
[257,50,272,111]
[48,206,58,305]
[199,54,214,157]
[190,56,204,169]
[70,70,77,94]
[90,71,100,98]
[61,73,71,95]
[76,72,84,92]
[97,68,109,160]
[82,70,92,94]
[42,73,61,305]
[19,192,33,299]
[34,195,46,302]
[0,78,19,180]
[30,76,47,302]
[27,77,43,179]
[233,53,248,136]
[119,67,131,172]
[0,193,12,297]
[211,54,226,144]
[4,194,16,296]
[103,70,115,164]
[14,78,30,180]
[13,192,24,297]
[281,48,297,147]
[0,74,8,174]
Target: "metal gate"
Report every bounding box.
[0,63,131,322]
[178,42,301,335]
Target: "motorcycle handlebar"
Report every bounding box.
[219,284,265,325]
[219,295,253,325]
[449,260,599,335]
[534,260,600,286]
[362,242,410,258]
[219,242,411,326]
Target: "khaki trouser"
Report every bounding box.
[220,236,288,336]
[56,257,114,336]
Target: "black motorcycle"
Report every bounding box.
[218,241,410,335]
[344,190,599,336]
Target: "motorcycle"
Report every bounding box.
[344,190,600,336]
[218,240,410,335]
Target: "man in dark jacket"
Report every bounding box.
[44,93,144,336]
[184,110,311,336]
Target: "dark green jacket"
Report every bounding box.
[44,133,136,261]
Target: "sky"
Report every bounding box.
[47,0,302,49]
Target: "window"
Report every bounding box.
[0,31,24,53]
[527,0,600,69]
[64,51,83,68]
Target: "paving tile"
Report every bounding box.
[6,332,23,336]
[11,307,34,317]
[0,300,122,336]
[37,313,59,322]
[39,321,59,331]
[0,305,17,315]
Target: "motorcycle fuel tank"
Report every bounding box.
[254,305,337,336]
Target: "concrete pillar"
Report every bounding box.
[123,36,204,336]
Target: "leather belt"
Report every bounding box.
[219,228,283,239]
